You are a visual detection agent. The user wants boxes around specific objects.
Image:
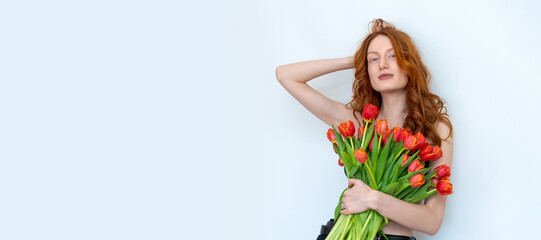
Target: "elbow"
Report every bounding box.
[426,221,442,236]
[275,65,284,82]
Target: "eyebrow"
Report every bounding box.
[367,48,394,55]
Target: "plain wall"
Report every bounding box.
[1,0,540,239]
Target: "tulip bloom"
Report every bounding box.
[401,154,410,167]
[327,129,337,143]
[403,135,423,151]
[392,127,402,142]
[408,160,424,173]
[436,178,453,195]
[419,144,435,161]
[413,132,427,150]
[375,120,388,136]
[410,173,425,187]
[362,104,380,122]
[338,121,356,138]
[432,145,443,161]
[434,165,451,179]
[369,135,378,151]
[382,129,392,146]
[338,158,344,167]
[396,129,412,142]
[354,148,368,164]
[356,127,365,140]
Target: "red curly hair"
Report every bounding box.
[347,18,453,146]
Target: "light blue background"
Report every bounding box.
[1,1,540,239]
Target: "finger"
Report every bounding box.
[348,178,357,188]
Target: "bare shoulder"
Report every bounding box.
[435,120,453,144]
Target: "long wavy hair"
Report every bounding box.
[347,18,453,146]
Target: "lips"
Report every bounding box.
[378,73,393,80]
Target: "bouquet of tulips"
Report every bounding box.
[325,104,453,240]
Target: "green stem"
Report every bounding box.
[365,158,378,189]
[361,121,369,147]
[326,214,346,240]
[339,215,353,240]
[360,210,373,236]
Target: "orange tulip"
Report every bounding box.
[356,127,365,140]
[413,132,427,150]
[327,129,337,143]
[338,120,356,138]
[396,129,412,142]
[419,144,434,161]
[434,164,450,180]
[369,135,378,151]
[436,178,453,195]
[401,154,410,167]
[392,127,402,142]
[362,104,380,122]
[432,145,443,161]
[354,148,368,164]
[409,173,425,188]
[375,119,388,135]
[382,129,392,146]
[408,160,424,173]
[338,158,344,167]
[403,135,422,151]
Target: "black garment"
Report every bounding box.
[316,218,416,240]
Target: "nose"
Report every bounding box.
[379,57,389,69]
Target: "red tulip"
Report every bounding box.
[408,160,424,173]
[401,154,410,167]
[436,178,453,195]
[432,145,443,161]
[356,127,365,140]
[409,173,425,188]
[403,135,422,151]
[354,148,368,164]
[419,144,435,161]
[338,121,356,138]
[434,164,451,179]
[362,104,380,122]
[369,135,378,151]
[375,120,388,135]
[396,129,412,142]
[327,129,337,143]
[413,132,427,150]
[338,158,344,167]
[391,127,402,142]
[380,129,391,145]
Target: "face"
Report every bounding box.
[366,35,409,93]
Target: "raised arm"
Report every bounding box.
[275,56,358,127]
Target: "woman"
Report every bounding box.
[275,19,454,239]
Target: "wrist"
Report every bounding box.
[370,190,385,211]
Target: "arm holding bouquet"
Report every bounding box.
[340,121,453,236]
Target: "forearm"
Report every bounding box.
[275,56,353,83]
[372,191,443,236]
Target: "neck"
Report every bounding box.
[379,89,408,127]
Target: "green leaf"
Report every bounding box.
[334,188,347,220]
[349,165,359,177]
[381,182,400,195]
[332,125,345,151]
[404,183,430,202]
